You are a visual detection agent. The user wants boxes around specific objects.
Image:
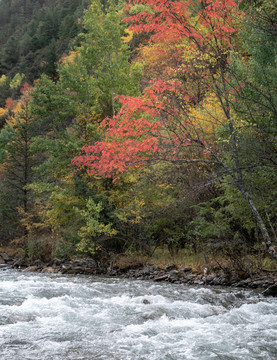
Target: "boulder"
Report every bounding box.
[142,265,160,275]
[0,253,10,262]
[41,267,55,273]
[168,270,181,282]
[23,266,38,272]
[164,264,178,271]
[154,274,168,282]
[143,299,150,304]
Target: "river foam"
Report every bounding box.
[0,269,277,359]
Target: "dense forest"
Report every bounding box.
[0,0,276,273]
[0,0,89,104]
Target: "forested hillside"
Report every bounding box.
[0,0,276,273]
[0,0,89,106]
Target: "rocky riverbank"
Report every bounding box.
[1,252,277,296]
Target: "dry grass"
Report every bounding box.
[144,247,206,272]
[0,246,25,258]
[120,246,277,273]
[112,253,145,270]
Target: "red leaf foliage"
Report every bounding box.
[73,0,242,178]
[20,82,32,94]
[5,97,14,109]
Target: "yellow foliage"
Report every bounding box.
[188,93,227,139]
[0,75,7,87]
[121,28,134,43]
[0,107,7,117]
[138,38,182,77]
[61,50,81,65]
[10,73,24,89]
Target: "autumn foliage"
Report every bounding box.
[73,0,241,178]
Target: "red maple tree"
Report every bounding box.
[73,0,240,178]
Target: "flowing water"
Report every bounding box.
[0,268,277,360]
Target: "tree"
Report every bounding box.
[74,0,277,261]
[0,36,19,74]
[0,90,37,241]
[61,0,142,119]
[26,0,142,256]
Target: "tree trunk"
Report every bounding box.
[237,182,277,262]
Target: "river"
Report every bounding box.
[0,268,277,360]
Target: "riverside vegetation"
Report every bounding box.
[0,0,276,285]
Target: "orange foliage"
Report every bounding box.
[5,97,14,109]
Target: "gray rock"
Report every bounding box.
[0,253,10,262]
[186,274,197,280]
[142,265,159,275]
[41,267,55,273]
[168,270,181,281]
[252,280,267,288]
[143,299,150,304]
[205,274,216,283]
[211,276,224,285]
[237,278,252,287]
[154,274,168,282]
[164,264,178,271]
[194,280,204,285]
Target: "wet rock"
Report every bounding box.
[194,280,205,285]
[236,278,252,287]
[143,299,150,304]
[53,259,63,266]
[229,272,241,283]
[87,259,98,268]
[66,269,79,274]
[141,310,165,321]
[154,274,168,282]
[168,270,181,282]
[185,273,197,281]
[205,274,216,284]
[41,267,55,273]
[0,257,5,264]
[262,284,277,297]
[23,266,38,272]
[210,276,224,286]
[83,267,97,275]
[33,259,43,266]
[61,265,72,274]
[164,264,178,271]
[109,270,119,276]
[14,260,29,269]
[181,267,192,273]
[142,265,160,275]
[251,279,267,288]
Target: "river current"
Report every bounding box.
[0,268,277,360]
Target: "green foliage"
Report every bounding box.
[61,0,142,118]
[0,0,88,81]
[76,198,117,255]
[26,236,55,262]
[0,0,276,267]
[0,101,38,241]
